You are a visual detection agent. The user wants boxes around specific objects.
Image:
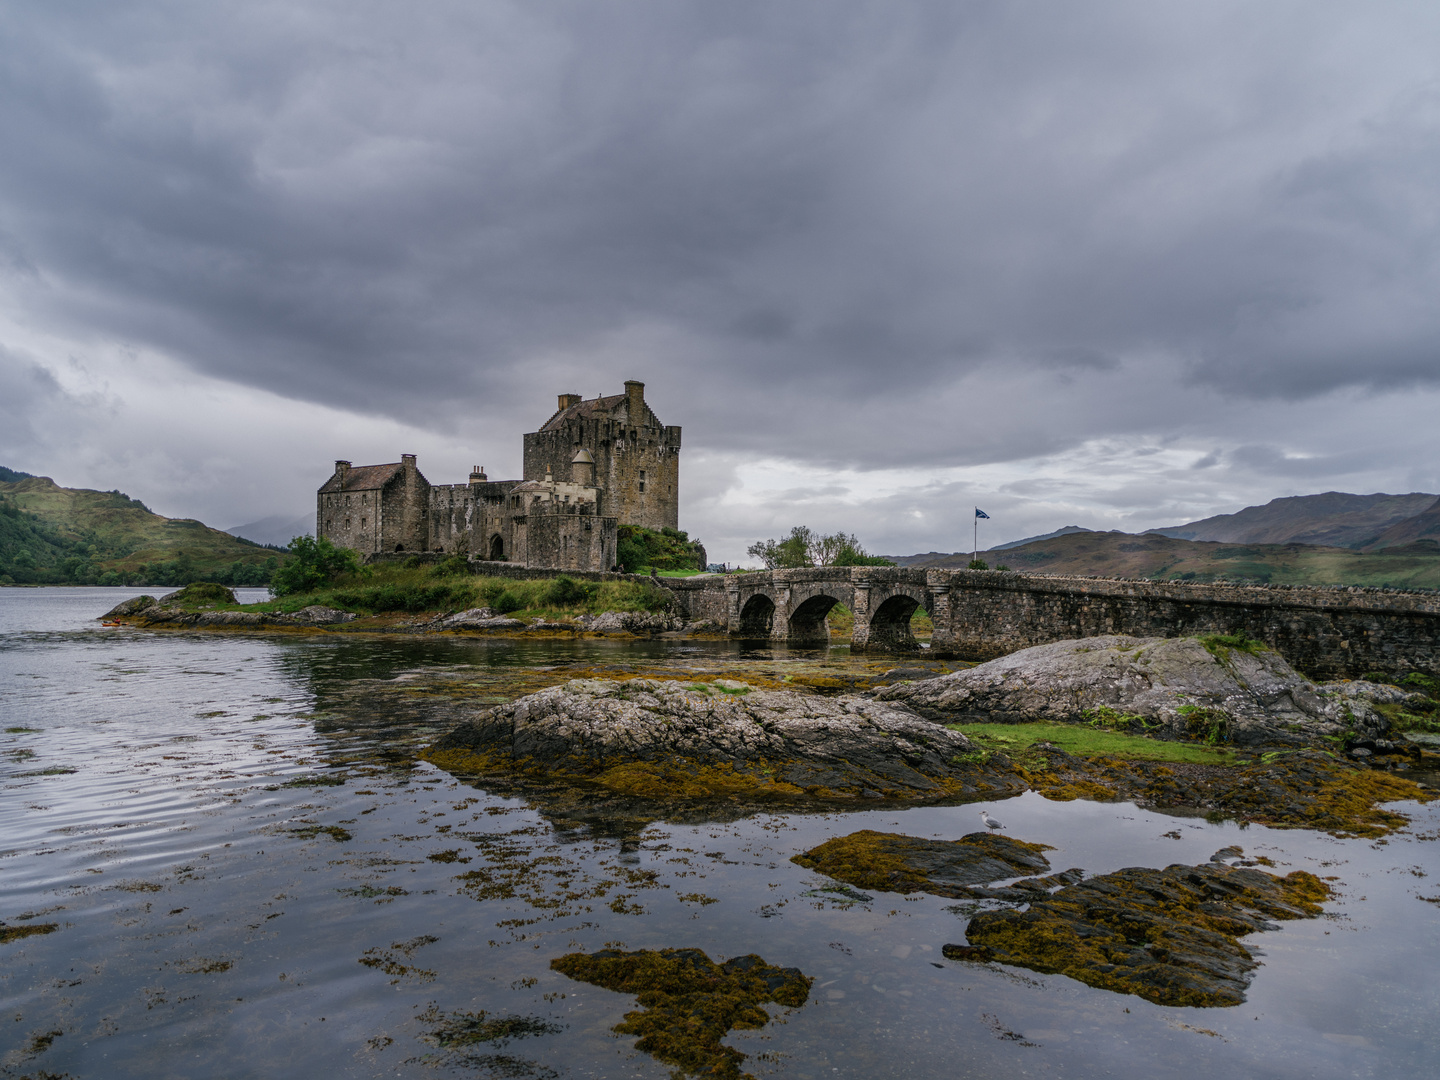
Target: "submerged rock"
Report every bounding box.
[424,678,1018,802]
[959,860,1332,1008]
[877,634,1386,746]
[550,947,811,1080]
[791,829,1080,900]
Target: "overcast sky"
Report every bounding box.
[4,1,1440,562]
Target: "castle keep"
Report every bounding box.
[317,381,680,571]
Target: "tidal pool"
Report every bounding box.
[3,587,1439,1079]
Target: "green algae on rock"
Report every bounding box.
[961,861,1332,1008]
[0,921,59,944]
[790,829,1073,899]
[1016,745,1436,837]
[424,677,1020,803]
[550,947,811,1080]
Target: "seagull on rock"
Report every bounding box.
[980,809,1004,830]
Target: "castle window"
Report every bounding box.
[638,470,646,493]
[361,517,367,528]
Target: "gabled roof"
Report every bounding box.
[318,462,405,494]
[537,393,660,432]
[538,394,626,432]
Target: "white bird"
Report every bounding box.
[980,809,1004,830]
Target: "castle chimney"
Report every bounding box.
[571,448,595,486]
[402,454,417,469]
[335,460,351,481]
[624,380,644,422]
[558,393,581,412]
[469,465,487,485]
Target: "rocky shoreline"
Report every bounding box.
[417,635,1439,834]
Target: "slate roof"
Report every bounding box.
[318,462,405,494]
[537,394,628,433]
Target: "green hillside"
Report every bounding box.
[954,530,1440,589]
[0,475,281,587]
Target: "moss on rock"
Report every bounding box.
[963,862,1332,1008]
[791,829,1053,896]
[550,947,811,1080]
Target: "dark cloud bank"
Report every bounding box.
[3,1,1440,557]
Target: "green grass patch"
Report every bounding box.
[948,722,1240,766]
[221,563,673,620]
[1198,632,1270,660]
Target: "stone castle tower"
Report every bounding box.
[316,380,680,571]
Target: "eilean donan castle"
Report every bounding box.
[317,380,680,571]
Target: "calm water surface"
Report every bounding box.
[3,587,1439,1079]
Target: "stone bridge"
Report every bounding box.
[718,567,934,650]
[664,567,1440,680]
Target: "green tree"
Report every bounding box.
[271,535,360,596]
[747,527,895,569]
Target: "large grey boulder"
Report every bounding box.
[875,635,1386,746]
[428,678,1005,800]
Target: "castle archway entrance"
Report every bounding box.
[489,534,505,561]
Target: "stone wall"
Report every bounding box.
[668,568,1440,677]
[927,570,1440,679]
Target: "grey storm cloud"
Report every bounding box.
[3,0,1440,480]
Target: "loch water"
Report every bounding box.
[3,587,1440,1079]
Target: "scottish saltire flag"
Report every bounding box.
[975,508,990,519]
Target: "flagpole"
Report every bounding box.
[973,511,977,565]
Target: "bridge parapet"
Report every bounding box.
[924,568,1440,678]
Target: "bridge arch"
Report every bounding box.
[737,594,776,637]
[853,580,931,652]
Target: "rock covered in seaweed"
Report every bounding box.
[876,634,1387,745]
[550,947,810,1080]
[959,858,1332,1008]
[791,829,1081,900]
[424,678,1019,801]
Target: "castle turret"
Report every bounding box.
[571,448,595,486]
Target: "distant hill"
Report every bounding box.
[226,513,313,548]
[1148,491,1437,549]
[884,526,1097,566]
[0,465,34,483]
[1364,497,1440,550]
[973,529,1440,589]
[0,475,280,587]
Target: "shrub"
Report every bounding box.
[493,590,524,614]
[271,536,360,596]
[967,559,989,571]
[429,555,471,578]
[162,581,236,607]
[1179,706,1231,745]
[327,581,476,614]
[546,576,592,606]
[618,525,705,572]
